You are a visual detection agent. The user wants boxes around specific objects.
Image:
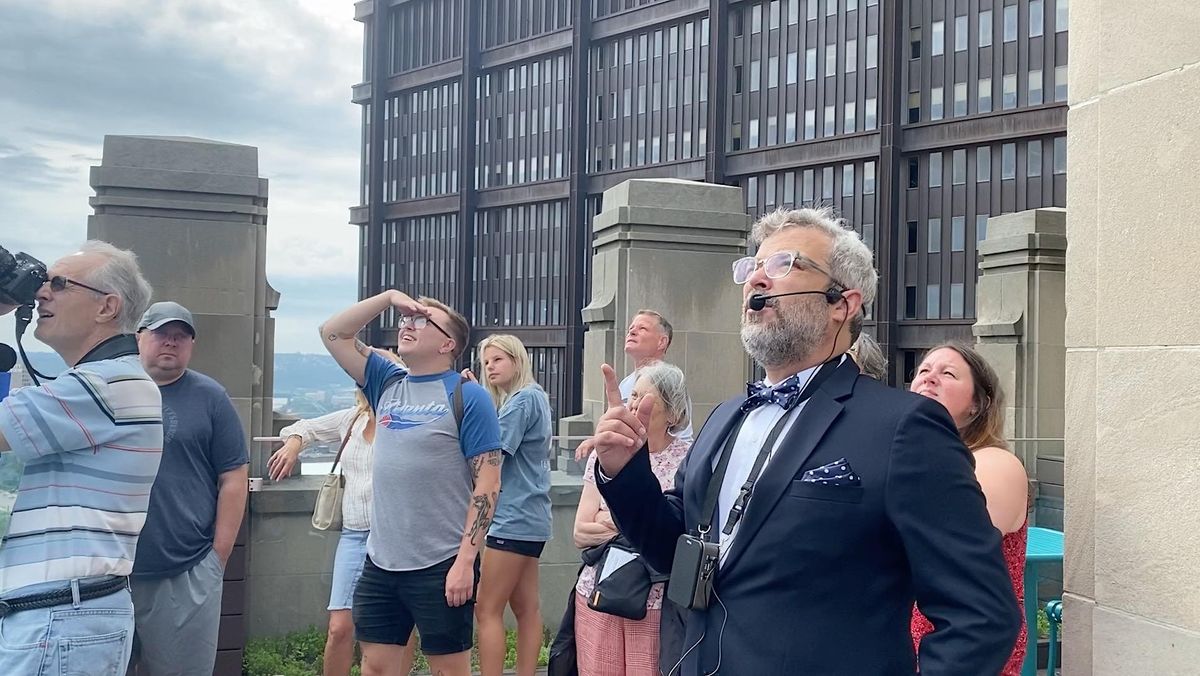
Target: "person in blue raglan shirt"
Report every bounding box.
[319,290,503,676]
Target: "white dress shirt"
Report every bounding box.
[715,357,844,563]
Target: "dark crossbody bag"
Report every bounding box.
[585,534,669,621]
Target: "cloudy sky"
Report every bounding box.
[0,0,364,354]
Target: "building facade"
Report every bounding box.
[352,0,1068,417]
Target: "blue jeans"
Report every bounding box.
[0,577,134,676]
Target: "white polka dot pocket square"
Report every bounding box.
[800,458,862,487]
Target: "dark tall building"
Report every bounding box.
[352,0,1068,416]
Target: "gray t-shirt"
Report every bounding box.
[489,385,553,542]
[362,353,502,571]
[133,370,248,578]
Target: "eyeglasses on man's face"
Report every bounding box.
[731,250,837,285]
[45,275,113,296]
[398,314,453,340]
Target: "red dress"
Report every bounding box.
[911,520,1028,675]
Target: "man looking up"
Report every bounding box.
[320,290,503,676]
[0,241,161,675]
[576,310,691,461]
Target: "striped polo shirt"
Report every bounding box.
[0,352,163,595]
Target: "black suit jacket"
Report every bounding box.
[598,360,1020,675]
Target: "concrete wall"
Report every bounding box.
[559,178,750,471]
[89,135,276,674]
[1063,2,1200,672]
[974,207,1068,614]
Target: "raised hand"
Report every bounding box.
[461,368,478,383]
[389,291,431,318]
[574,436,595,462]
[592,363,655,478]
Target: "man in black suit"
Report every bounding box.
[592,207,1020,675]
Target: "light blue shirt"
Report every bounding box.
[0,354,163,594]
[489,386,553,541]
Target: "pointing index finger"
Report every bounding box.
[600,364,624,409]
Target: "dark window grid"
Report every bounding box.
[901,2,1068,121]
[589,22,702,170]
[475,55,571,186]
[395,83,459,199]
[728,5,831,151]
[385,214,458,311]
[894,141,1069,322]
[741,161,878,227]
[473,201,570,327]
[391,0,465,74]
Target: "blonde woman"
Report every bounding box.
[462,335,553,676]
[268,351,415,676]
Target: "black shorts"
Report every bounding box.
[485,535,546,559]
[352,555,480,655]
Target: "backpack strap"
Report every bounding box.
[453,376,467,431]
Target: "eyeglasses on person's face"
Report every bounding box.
[398,314,453,340]
[731,250,837,285]
[45,275,113,296]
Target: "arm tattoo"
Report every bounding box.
[468,492,495,546]
[469,450,501,486]
[354,339,370,357]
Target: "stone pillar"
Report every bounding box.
[88,135,275,675]
[1063,2,1200,673]
[557,178,750,472]
[972,207,1067,530]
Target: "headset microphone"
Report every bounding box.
[746,288,845,311]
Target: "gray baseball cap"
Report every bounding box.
[138,301,196,336]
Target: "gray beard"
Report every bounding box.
[740,297,828,368]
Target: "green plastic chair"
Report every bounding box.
[1045,599,1063,676]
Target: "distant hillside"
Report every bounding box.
[20,351,351,400]
[272,353,357,397]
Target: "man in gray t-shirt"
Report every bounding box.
[130,302,249,676]
[321,290,502,676]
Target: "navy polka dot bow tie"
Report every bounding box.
[742,374,804,413]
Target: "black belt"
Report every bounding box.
[0,575,129,617]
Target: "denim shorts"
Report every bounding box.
[0,577,135,676]
[329,528,369,611]
[352,555,479,655]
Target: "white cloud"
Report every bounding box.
[0,0,366,354]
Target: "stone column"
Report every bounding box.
[972,207,1067,530]
[557,178,750,472]
[88,135,275,675]
[1063,2,1200,673]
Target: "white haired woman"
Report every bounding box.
[572,362,691,676]
[464,334,554,676]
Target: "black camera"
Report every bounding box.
[0,244,49,307]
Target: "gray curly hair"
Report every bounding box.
[749,207,878,308]
[633,361,691,439]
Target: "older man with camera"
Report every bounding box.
[0,241,162,675]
